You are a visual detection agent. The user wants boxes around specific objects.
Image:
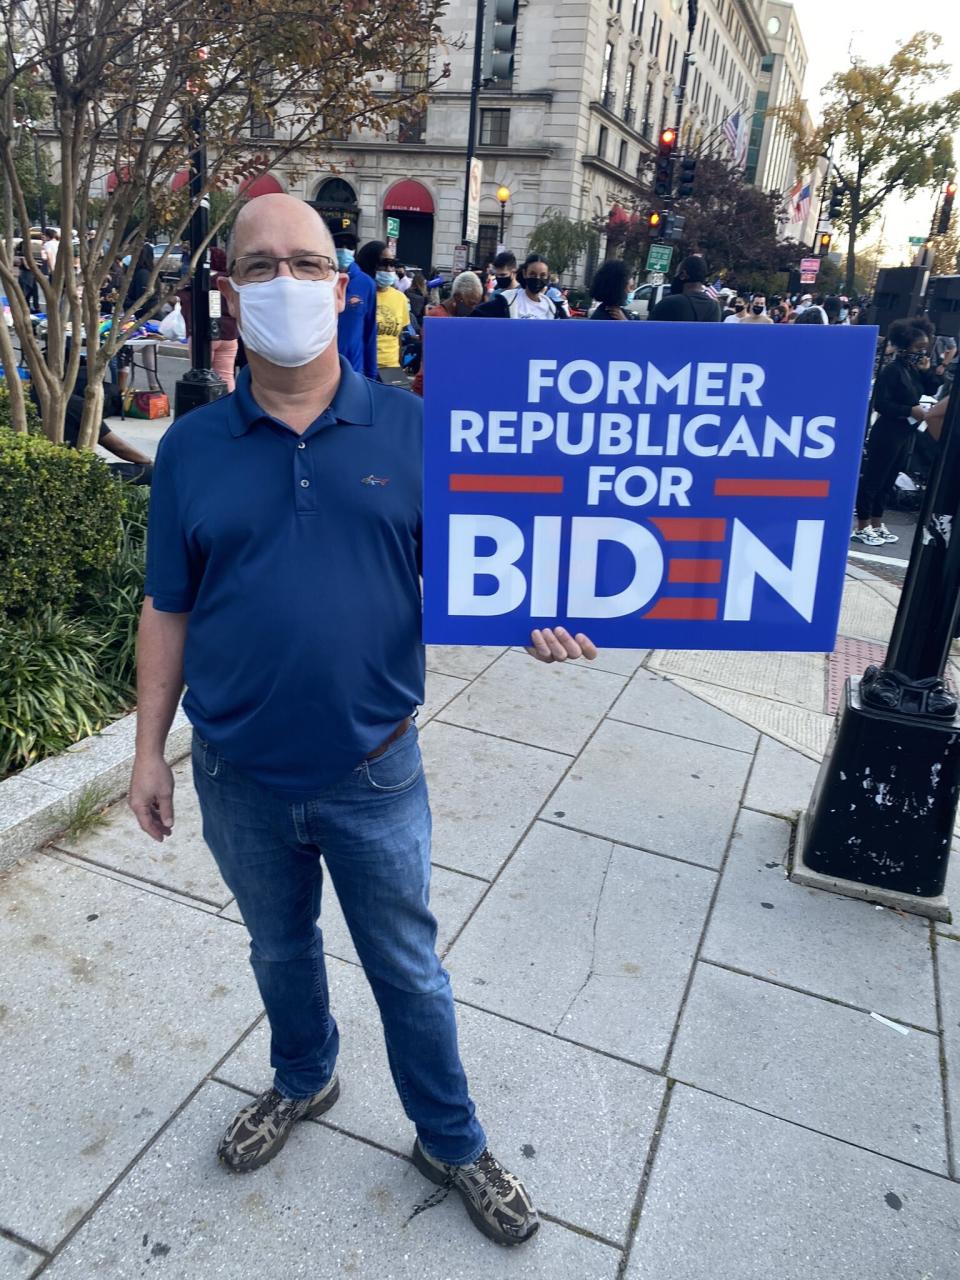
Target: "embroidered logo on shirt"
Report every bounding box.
[361,474,390,486]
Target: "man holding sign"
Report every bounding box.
[129,195,592,1250]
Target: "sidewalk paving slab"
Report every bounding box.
[217,958,665,1244]
[0,1237,42,1279]
[51,758,231,907]
[549,718,750,868]
[425,644,507,681]
[837,580,898,643]
[0,858,260,1251]
[444,821,715,1067]
[43,1081,623,1279]
[625,1086,960,1280]
[419,720,569,880]
[668,676,833,759]
[219,862,487,964]
[742,735,819,819]
[511,645,651,678]
[701,810,938,1029]
[437,650,626,755]
[649,649,827,712]
[418,671,470,723]
[669,962,947,1173]
[935,933,960,1169]
[608,669,759,754]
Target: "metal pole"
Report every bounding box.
[673,1,698,133]
[461,0,485,247]
[499,199,505,244]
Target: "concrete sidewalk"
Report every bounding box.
[1,569,959,1278]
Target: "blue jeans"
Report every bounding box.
[191,723,486,1165]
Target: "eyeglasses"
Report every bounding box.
[229,253,339,284]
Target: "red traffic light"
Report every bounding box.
[946,180,958,197]
[659,128,677,148]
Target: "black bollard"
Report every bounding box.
[794,388,960,918]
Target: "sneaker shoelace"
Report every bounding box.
[404,1150,517,1226]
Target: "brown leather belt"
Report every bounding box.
[365,716,412,761]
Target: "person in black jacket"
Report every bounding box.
[470,254,567,319]
[589,260,635,320]
[852,318,933,546]
[649,255,721,322]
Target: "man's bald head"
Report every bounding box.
[227,194,334,266]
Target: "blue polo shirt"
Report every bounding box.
[144,359,424,795]
[338,261,378,379]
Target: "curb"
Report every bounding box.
[0,705,192,873]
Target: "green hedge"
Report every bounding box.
[0,425,125,620]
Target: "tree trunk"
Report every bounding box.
[0,312,28,431]
[844,198,859,295]
[78,379,104,452]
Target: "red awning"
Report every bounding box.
[383,179,434,215]
[172,169,190,192]
[105,165,131,193]
[239,173,285,199]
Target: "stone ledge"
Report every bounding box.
[0,705,192,873]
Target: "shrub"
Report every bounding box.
[0,384,42,435]
[0,426,125,619]
[0,607,120,775]
[76,485,149,700]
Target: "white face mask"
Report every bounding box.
[232,275,338,368]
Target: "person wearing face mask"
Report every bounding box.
[491,249,518,293]
[650,255,722,322]
[131,196,597,1249]
[739,294,774,324]
[470,253,567,318]
[410,271,483,395]
[325,219,378,380]
[723,297,747,323]
[852,318,933,546]
[355,239,411,383]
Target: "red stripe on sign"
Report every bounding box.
[449,474,565,494]
[714,479,831,498]
[644,597,719,621]
[668,559,724,584]
[650,517,727,542]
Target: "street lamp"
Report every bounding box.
[496,185,510,245]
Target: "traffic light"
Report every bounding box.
[677,155,697,199]
[485,0,518,81]
[655,127,677,199]
[664,212,685,243]
[828,183,844,221]
[937,180,957,235]
[817,231,831,257]
[648,210,664,238]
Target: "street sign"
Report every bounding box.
[800,257,820,274]
[646,271,665,286]
[466,157,483,243]
[386,237,397,255]
[646,243,674,273]
[909,236,926,246]
[452,244,469,274]
[386,215,400,240]
[799,272,818,285]
[422,321,879,651]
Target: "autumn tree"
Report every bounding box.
[527,210,599,279]
[775,31,960,294]
[609,156,799,288]
[0,0,447,445]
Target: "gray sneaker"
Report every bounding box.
[411,1139,539,1246]
[218,1076,340,1173]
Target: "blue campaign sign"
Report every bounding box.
[422,319,878,650]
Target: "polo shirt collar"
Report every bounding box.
[228,357,374,437]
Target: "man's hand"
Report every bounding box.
[128,754,175,842]
[525,627,598,664]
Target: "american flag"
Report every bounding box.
[793,182,811,224]
[705,281,720,301]
[722,109,741,155]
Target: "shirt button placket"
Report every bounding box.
[295,439,315,512]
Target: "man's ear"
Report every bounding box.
[217,276,238,319]
[334,270,348,316]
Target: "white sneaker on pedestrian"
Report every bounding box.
[875,524,900,544]
[850,527,885,546]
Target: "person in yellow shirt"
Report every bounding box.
[356,240,410,383]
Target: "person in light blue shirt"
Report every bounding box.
[130,193,596,1250]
